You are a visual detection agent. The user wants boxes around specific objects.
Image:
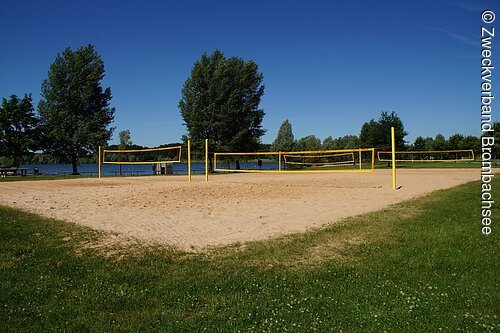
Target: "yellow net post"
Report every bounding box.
[358,148,362,171]
[279,152,282,172]
[371,148,375,170]
[187,140,191,182]
[98,146,102,179]
[214,151,217,172]
[391,127,396,190]
[205,139,208,183]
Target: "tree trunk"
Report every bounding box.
[13,156,20,168]
[71,155,79,175]
[12,147,22,168]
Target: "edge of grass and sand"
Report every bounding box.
[0,177,498,332]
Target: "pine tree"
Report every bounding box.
[272,119,294,151]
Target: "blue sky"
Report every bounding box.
[0,0,497,147]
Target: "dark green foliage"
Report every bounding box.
[461,135,480,152]
[447,134,464,150]
[431,134,447,151]
[339,135,360,149]
[360,111,408,149]
[412,136,427,150]
[18,153,97,165]
[295,135,321,151]
[18,153,59,165]
[271,119,295,151]
[179,50,266,153]
[118,130,132,149]
[410,134,479,153]
[424,137,434,150]
[322,136,336,150]
[360,119,381,147]
[103,143,181,164]
[322,135,360,150]
[38,44,115,174]
[0,94,39,167]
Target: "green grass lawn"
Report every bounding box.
[0,174,87,182]
[0,178,498,332]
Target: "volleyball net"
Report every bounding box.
[283,152,354,168]
[214,148,375,173]
[377,149,475,162]
[102,146,182,165]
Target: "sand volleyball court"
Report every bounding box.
[0,169,479,251]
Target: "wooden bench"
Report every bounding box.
[0,167,30,177]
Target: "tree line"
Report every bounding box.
[1,47,492,173]
[14,129,182,165]
[271,113,486,155]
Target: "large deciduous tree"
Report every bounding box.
[0,94,39,167]
[38,44,115,174]
[360,111,407,149]
[272,119,294,151]
[179,50,265,168]
[295,135,322,151]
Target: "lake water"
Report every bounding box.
[20,163,206,176]
[20,161,279,176]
